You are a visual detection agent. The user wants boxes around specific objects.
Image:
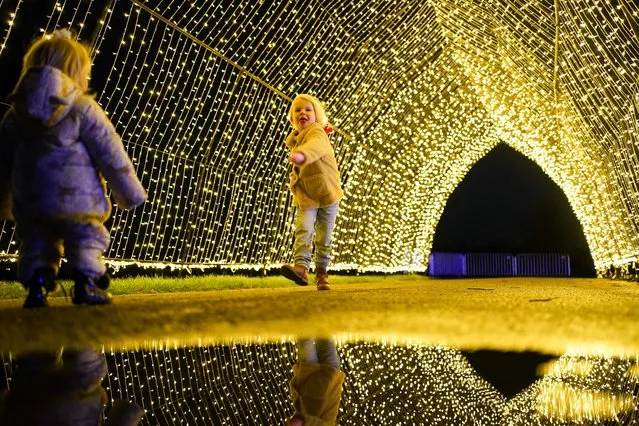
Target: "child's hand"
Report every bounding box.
[286,414,304,426]
[289,152,305,164]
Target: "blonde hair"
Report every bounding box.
[21,29,91,90]
[289,94,329,127]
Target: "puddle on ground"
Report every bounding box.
[1,341,637,425]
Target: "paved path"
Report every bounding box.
[0,277,637,356]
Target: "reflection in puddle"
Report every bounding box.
[1,342,637,425]
[510,354,639,424]
[0,348,144,425]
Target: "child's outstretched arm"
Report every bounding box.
[291,127,333,165]
[0,111,15,221]
[78,99,147,210]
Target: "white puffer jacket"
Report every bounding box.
[0,66,146,222]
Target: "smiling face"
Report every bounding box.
[291,98,316,131]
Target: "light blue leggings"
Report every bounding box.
[293,202,339,270]
[296,339,340,370]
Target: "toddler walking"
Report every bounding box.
[0,30,147,308]
[280,94,343,290]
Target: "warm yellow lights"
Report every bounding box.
[97,341,510,424]
[0,1,20,54]
[535,382,636,422]
[0,342,618,424]
[511,350,639,424]
[0,1,638,275]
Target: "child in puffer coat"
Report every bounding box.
[0,29,147,308]
[0,349,145,425]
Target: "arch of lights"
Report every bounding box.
[102,343,639,425]
[0,0,638,275]
[3,342,637,424]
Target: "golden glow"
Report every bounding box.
[507,350,639,423]
[101,341,506,424]
[3,340,636,423]
[1,1,639,274]
[68,342,639,423]
[535,383,636,421]
[528,351,639,424]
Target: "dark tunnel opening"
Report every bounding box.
[432,143,596,277]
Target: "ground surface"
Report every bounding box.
[0,277,637,356]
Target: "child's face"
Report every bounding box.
[291,99,316,131]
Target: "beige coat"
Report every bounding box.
[286,122,343,209]
[289,362,346,426]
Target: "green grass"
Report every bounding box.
[0,274,428,299]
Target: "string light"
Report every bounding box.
[103,342,298,425]
[0,0,21,251]
[0,1,638,275]
[3,341,635,424]
[0,1,21,54]
[507,350,639,424]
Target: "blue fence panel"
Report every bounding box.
[465,253,514,276]
[429,252,571,277]
[428,252,466,276]
[516,253,571,276]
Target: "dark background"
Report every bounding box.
[432,143,595,277]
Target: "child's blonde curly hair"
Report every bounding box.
[288,94,329,127]
[20,29,91,91]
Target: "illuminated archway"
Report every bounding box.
[0,1,637,275]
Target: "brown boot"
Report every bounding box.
[280,264,308,286]
[316,268,331,291]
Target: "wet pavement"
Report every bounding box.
[0,277,637,355]
[1,277,638,425]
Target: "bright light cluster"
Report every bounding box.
[0,1,20,55]
[88,343,639,424]
[430,0,639,274]
[102,341,508,424]
[506,350,639,424]
[1,0,638,273]
[339,342,506,424]
[104,343,297,424]
[2,342,636,424]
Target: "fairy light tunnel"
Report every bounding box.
[1,0,638,275]
[2,342,637,424]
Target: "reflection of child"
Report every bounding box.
[0,30,147,308]
[287,339,345,426]
[0,349,144,425]
[280,94,343,291]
